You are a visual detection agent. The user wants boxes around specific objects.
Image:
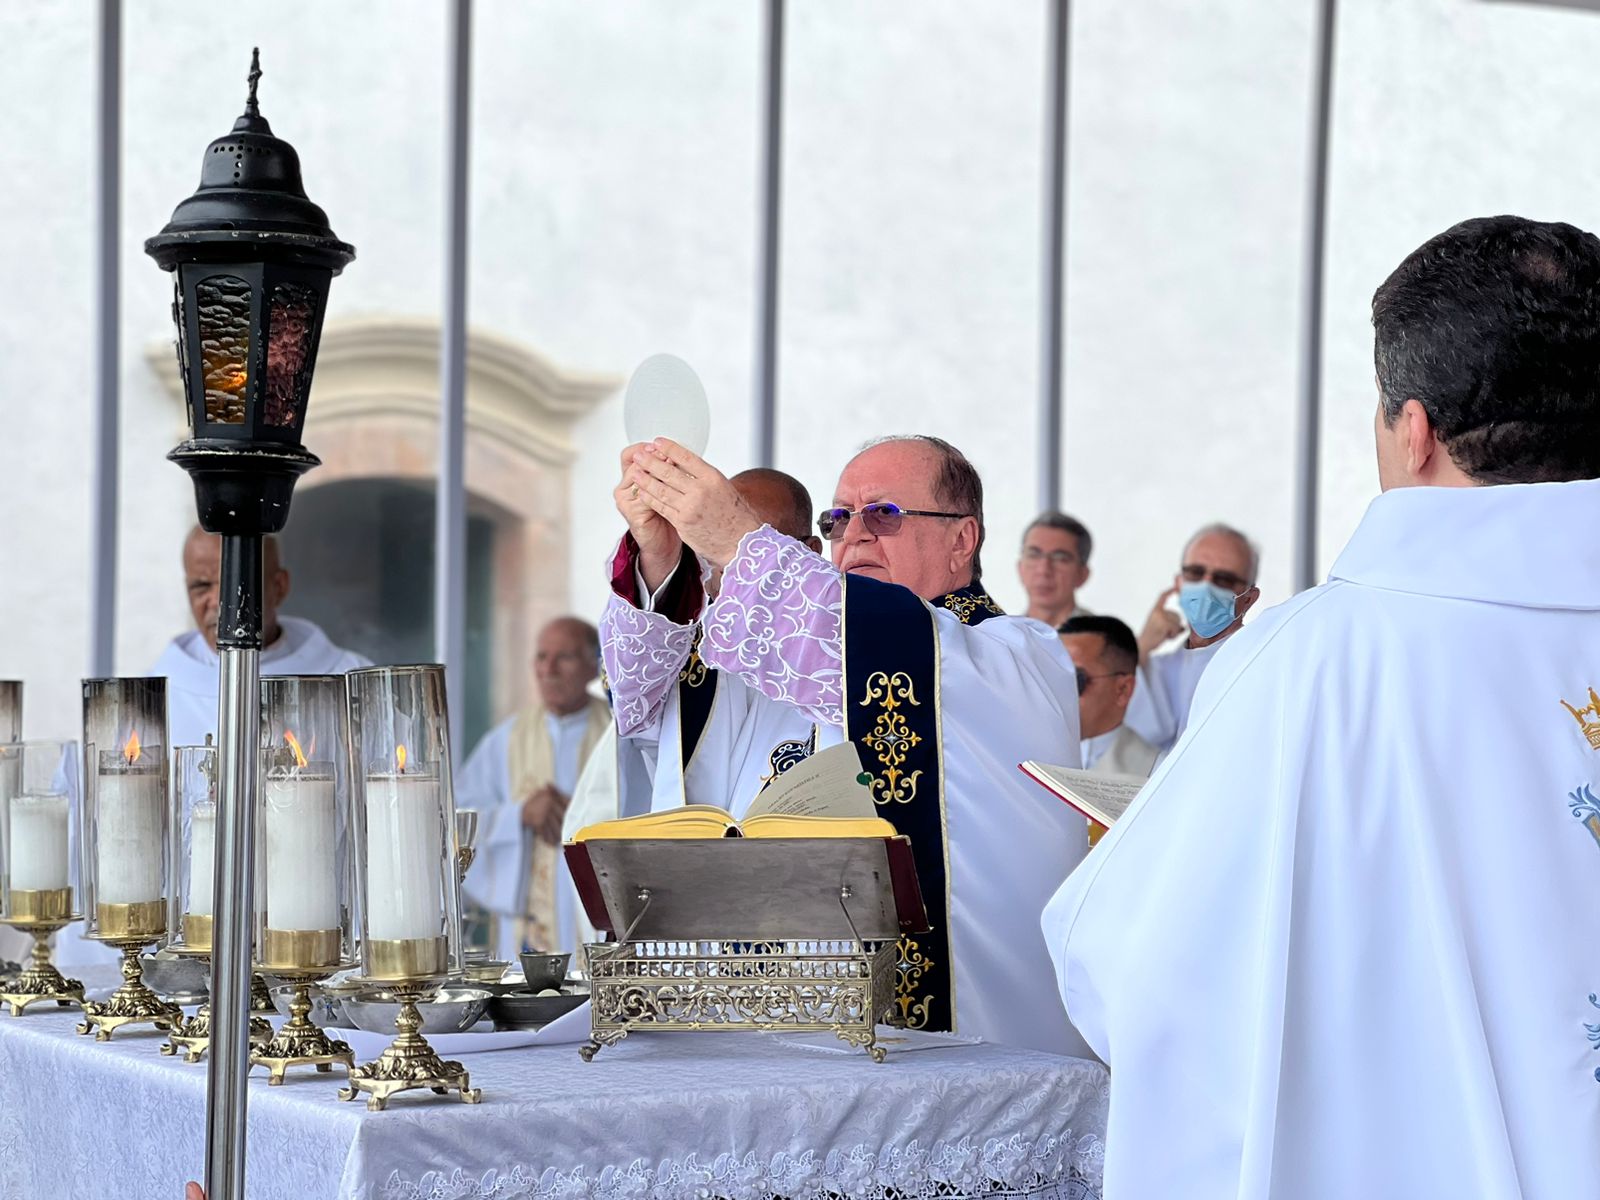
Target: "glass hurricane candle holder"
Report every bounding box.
[339,664,479,1111]
[77,677,181,1040]
[159,744,271,1063]
[250,675,357,1084]
[0,740,86,1014]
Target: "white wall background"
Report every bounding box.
[4,0,1600,740]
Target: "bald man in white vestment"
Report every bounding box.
[151,528,369,750]
[610,435,1089,1056]
[1044,215,1600,1198]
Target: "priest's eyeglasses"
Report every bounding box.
[1075,667,1133,696]
[817,502,968,540]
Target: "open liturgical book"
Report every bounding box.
[1019,760,1146,829]
[572,742,897,842]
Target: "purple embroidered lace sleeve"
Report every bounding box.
[598,540,700,737]
[699,525,844,727]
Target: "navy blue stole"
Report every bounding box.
[842,577,1002,1032]
[677,627,718,776]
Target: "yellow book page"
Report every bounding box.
[738,813,899,840]
[573,805,735,842]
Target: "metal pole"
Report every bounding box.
[1293,0,1338,592]
[1037,0,1070,513]
[89,0,120,676]
[437,0,472,762]
[204,536,262,1200]
[753,0,785,468]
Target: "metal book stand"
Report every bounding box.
[577,836,926,1063]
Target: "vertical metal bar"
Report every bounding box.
[1293,0,1338,592]
[1037,0,1070,512]
[437,0,472,763]
[89,0,121,675]
[752,0,785,468]
[204,644,259,1200]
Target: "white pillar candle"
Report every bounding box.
[188,801,216,916]
[96,766,164,905]
[265,769,338,931]
[11,793,70,891]
[364,770,444,942]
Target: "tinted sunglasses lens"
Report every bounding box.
[819,509,848,539]
[1075,667,1090,696]
[861,503,903,536]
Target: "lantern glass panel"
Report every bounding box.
[165,745,217,953]
[81,678,169,941]
[257,675,355,971]
[196,273,253,425]
[345,665,462,981]
[264,282,319,429]
[0,740,80,922]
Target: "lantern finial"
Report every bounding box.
[246,48,262,117]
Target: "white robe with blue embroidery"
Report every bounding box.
[1044,478,1600,1199]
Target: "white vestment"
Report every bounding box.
[150,615,371,751]
[603,526,1091,1057]
[1122,638,1226,752]
[1081,722,1160,781]
[457,700,609,959]
[1044,478,1600,1199]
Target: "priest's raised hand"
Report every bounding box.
[613,443,685,593]
[625,439,762,569]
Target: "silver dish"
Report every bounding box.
[339,985,492,1035]
[140,952,209,1003]
[519,951,571,993]
[488,987,588,1031]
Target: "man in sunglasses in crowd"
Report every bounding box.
[1059,615,1156,783]
[605,434,1090,1058]
[1123,522,1261,753]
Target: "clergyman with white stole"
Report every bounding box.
[1044,215,1600,1198]
[606,434,1090,1057]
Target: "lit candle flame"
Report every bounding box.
[123,728,142,765]
[283,729,308,770]
[396,744,408,774]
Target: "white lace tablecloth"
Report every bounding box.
[0,1008,1108,1200]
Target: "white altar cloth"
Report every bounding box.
[0,1007,1107,1200]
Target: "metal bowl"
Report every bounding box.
[140,952,210,1003]
[339,985,492,1035]
[488,988,588,1031]
[462,958,513,986]
[519,951,571,993]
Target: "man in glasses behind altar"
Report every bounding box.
[604,434,1091,1058]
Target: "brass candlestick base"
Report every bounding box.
[0,922,85,1016]
[251,977,354,1085]
[250,971,275,1014]
[338,981,482,1112]
[161,1001,272,1064]
[77,942,182,1041]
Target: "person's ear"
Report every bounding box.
[1401,398,1439,476]
[950,517,980,572]
[1078,564,1092,589]
[803,536,823,555]
[1236,585,1260,620]
[270,567,292,608]
[1114,672,1137,708]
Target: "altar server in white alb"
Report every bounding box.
[1044,215,1600,1197]
[150,527,370,750]
[457,616,611,959]
[611,434,1089,1057]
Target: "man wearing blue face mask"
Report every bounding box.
[1123,523,1260,753]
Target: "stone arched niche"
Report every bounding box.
[146,317,619,748]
